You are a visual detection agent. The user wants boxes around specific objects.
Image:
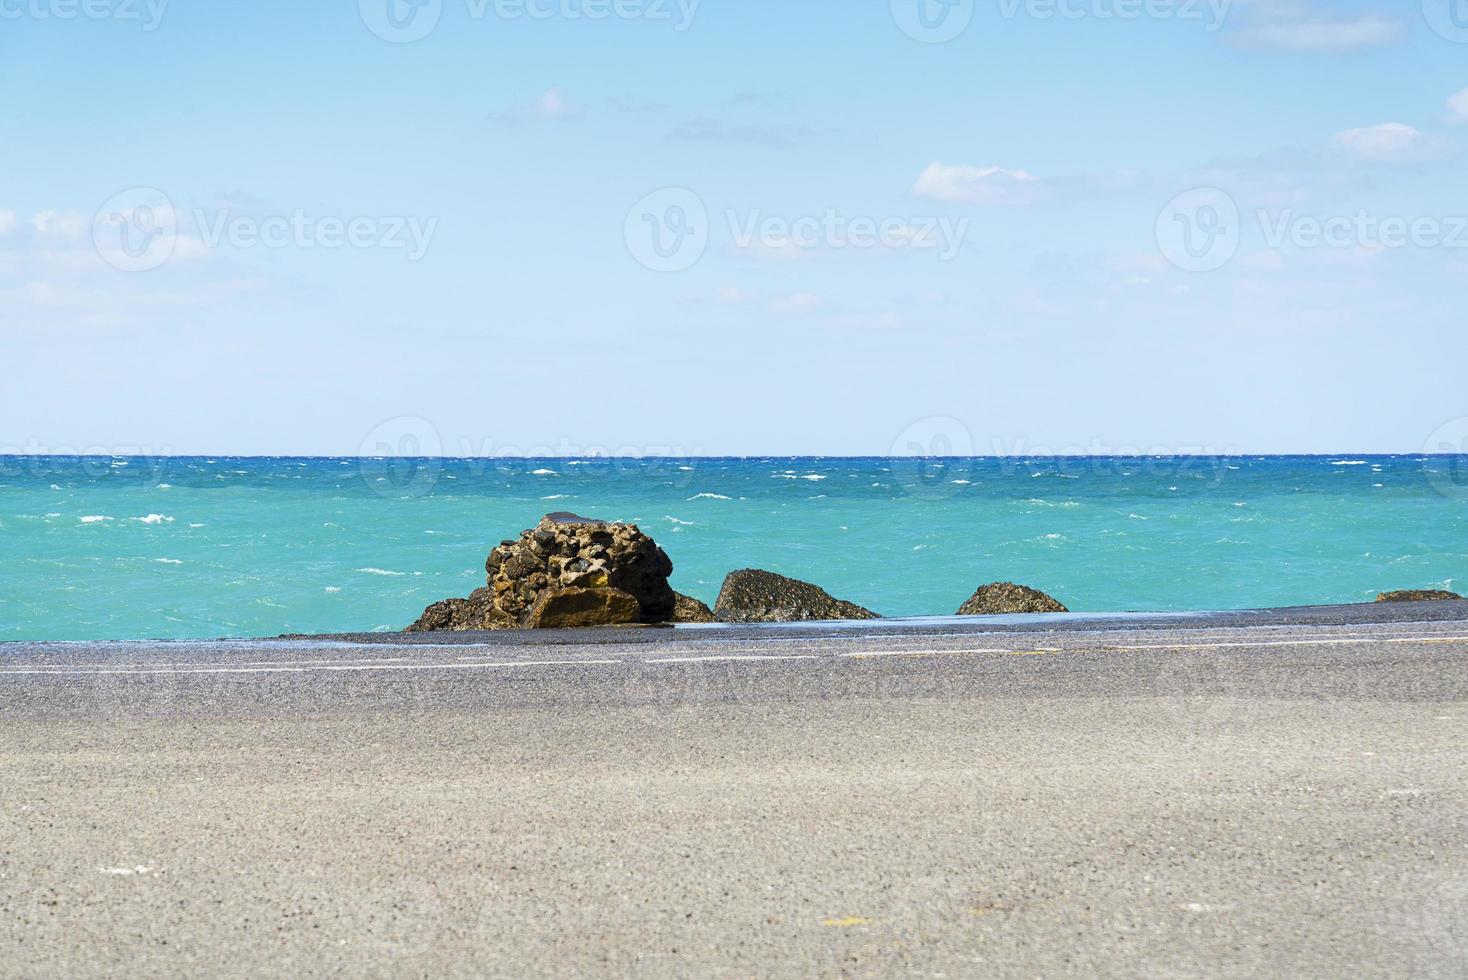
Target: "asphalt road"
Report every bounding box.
[3,604,1467,977]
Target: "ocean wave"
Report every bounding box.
[154,558,183,565]
[688,493,731,500]
[1331,460,1368,466]
[531,468,558,476]
[951,479,972,485]
[664,516,696,525]
[132,514,174,525]
[324,586,342,593]
[801,475,826,481]
[356,567,407,576]
[541,494,571,500]
[79,515,112,524]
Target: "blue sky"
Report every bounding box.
[3,0,1467,456]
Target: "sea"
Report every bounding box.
[1,455,1465,641]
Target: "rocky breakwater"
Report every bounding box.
[1376,589,1463,603]
[957,582,1068,615]
[407,512,678,630]
[713,569,880,623]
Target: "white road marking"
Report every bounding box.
[839,648,1011,658]
[0,660,622,677]
[2,632,1464,677]
[643,655,820,664]
[1109,635,1468,652]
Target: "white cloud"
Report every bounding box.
[1230,16,1404,53]
[495,86,586,123]
[1331,123,1447,164]
[768,292,823,315]
[0,209,17,237]
[1448,89,1468,124]
[911,163,1039,205]
[712,285,749,305]
[31,210,87,240]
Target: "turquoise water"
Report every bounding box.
[1,455,1465,641]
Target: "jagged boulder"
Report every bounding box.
[524,587,642,629]
[713,569,879,623]
[1376,589,1463,603]
[957,582,1068,616]
[406,513,675,630]
[672,592,717,623]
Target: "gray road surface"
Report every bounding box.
[2,604,1467,977]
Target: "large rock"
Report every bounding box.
[405,586,495,632]
[957,582,1068,616]
[1376,589,1463,603]
[406,513,675,630]
[672,592,717,623]
[524,587,642,629]
[713,569,879,623]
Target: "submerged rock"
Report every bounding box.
[713,569,879,623]
[406,513,675,630]
[957,582,1068,616]
[1376,589,1463,603]
[672,592,717,624]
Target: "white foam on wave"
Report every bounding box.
[324,586,342,593]
[688,493,731,500]
[356,567,407,576]
[664,516,695,526]
[154,558,183,565]
[951,479,972,485]
[132,514,174,525]
[79,515,112,524]
[1331,460,1368,466]
[531,468,558,476]
[541,494,571,500]
[801,474,826,481]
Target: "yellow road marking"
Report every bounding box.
[822,916,870,927]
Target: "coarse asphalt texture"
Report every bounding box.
[2,601,1467,977]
